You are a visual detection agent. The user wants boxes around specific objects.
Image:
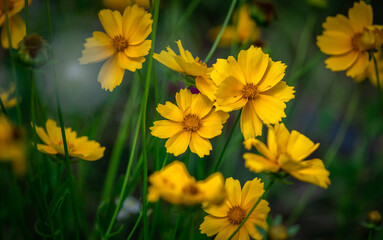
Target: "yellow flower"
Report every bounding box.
[243,123,330,188]
[200,177,270,240]
[34,119,105,161]
[317,1,383,77]
[148,160,225,205]
[208,4,260,47]
[102,0,153,12]
[211,46,295,140]
[153,40,217,101]
[0,83,17,108]
[0,115,26,175]
[150,88,229,157]
[354,50,383,87]
[79,5,152,91]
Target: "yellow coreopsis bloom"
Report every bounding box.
[317,1,383,77]
[79,5,152,91]
[354,50,383,87]
[150,88,229,157]
[0,83,17,108]
[148,160,225,205]
[243,123,330,188]
[200,177,270,240]
[211,46,295,140]
[0,0,30,49]
[0,115,26,175]
[34,119,105,161]
[209,4,260,47]
[153,40,217,101]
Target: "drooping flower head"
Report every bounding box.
[148,160,225,205]
[317,1,383,77]
[79,5,152,91]
[34,119,105,161]
[200,177,270,240]
[0,83,17,108]
[354,49,383,87]
[0,0,31,49]
[0,115,26,175]
[150,88,229,157]
[211,45,295,140]
[243,123,330,188]
[153,40,217,101]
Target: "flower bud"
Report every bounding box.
[16,33,49,68]
[268,225,288,240]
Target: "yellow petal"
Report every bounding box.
[211,56,246,86]
[46,119,61,144]
[1,14,26,49]
[156,101,184,122]
[189,132,212,157]
[198,172,226,204]
[98,55,125,91]
[346,51,369,77]
[257,59,287,92]
[243,138,275,160]
[37,144,58,155]
[153,46,184,73]
[98,9,122,38]
[203,200,231,217]
[79,31,114,64]
[267,125,278,157]
[200,216,230,237]
[122,4,153,45]
[286,158,331,188]
[165,131,191,156]
[273,123,290,154]
[191,93,213,118]
[317,32,352,55]
[348,1,373,33]
[175,88,193,112]
[324,50,358,71]
[176,40,195,62]
[215,76,246,111]
[244,153,280,173]
[225,177,241,207]
[240,100,263,139]
[238,46,269,85]
[215,224,237,240]
[286,130,319,161]
[262,81,295,102]
[34,125,52,145]
[195,75,217,101]
[253,95,286,124]
[241,178,264,209]
[322,14,355,36]
[150,120,183,139]
[117,52,145,71]
[124,39,151,58]
[198,110,228,139]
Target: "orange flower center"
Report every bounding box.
[113,35,129,52]
[351,28,382,52]
[242,83,259,100]
[182,114,202,132]
[182,183,200,195]
[58,139,74,151]
[351,33,362,51]
[227,206,246,225]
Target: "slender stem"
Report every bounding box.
[211,110,241,173]
[104,111,142,238]
[368,228,373,240]
[371,52,383,116]
[141,1,160,239]
[204,0,238,63]
[45,0,80,238]
[170,215,182,240]
[0,97,7,115]
[4,0,14,51]
[228,180,275,240]
[25,0,29,34]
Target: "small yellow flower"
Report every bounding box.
[34,119,105,161]
[200,177,270,240]
[0,0,30,49]
[153,40,217,101]
[150,88,229,157]
[243,123,330,188]
[211,45,295,140]
[317,1,383,77]
[0,115,26,175]
[208,4,260,47]
[354,50,383,87]
[148,160,225,205]
[79,5,153,91]
[0,83,17,108]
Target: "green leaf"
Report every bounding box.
[48,178,71,217]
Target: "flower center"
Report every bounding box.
[182,114,202,132]
[351,33,362,51]
[242,83,259,100]
[58,139,74,151]
[227,206,246,225]
[182,183,200,195]
[351,29,381,52]
[113,35,129,52]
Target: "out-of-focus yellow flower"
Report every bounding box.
[0,83,17,108]
[79,5,152,91]
[317,1,383,77]
[200,177,270,240]
[0,115,26,175]
[211,46,295,140]
[354,50,383,87]
[0,0,30,49]
[34,119,105,161]
[148,160,225,205]
[209,4,260,47]
[154,40,217,101]
[102,0,153,12]
[243,123,330,188]
[150,88,229,157]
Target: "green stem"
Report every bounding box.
[141,1,160,239]
[371,52,383,116]
[170,215,182,240]
[45,0,80,238]
[368,228,373,240]
[211,110,241,173]
[228,180,275,240]
[104,111,142,238]
[24,0,29,34]
[0,97,7,115]
[204,0,238,63]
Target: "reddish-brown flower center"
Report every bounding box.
[113,35,129,52]
[242,83,259,100]
[182,183,200,195]
[182,114,202,132]
[227,206,246,225]
[351,33,362,51]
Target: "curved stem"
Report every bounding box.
[228,180,275,240]
[211,110,241,173]
[204,0,238,63]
